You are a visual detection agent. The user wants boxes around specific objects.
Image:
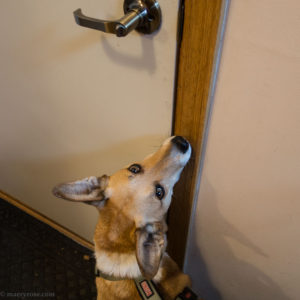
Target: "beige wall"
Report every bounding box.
[185,1,300,299]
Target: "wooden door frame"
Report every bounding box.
[167,0,230,268]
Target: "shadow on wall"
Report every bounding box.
[28,28,157,74]
[186,178,291,300]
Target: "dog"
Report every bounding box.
[53,136,196,300]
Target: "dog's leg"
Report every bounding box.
[154,254,191,300]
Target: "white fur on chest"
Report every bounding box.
[95,249,142,278]
[95,247,169,284]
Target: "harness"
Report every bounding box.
[96,268,197,300]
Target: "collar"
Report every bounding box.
[95,266,162,299]
[95,266,126,281]
[95,267,198,300]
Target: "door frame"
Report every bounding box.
[167,0,230,268]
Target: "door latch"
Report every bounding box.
[73,0,162,37]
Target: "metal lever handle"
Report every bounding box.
[73,0,161,37]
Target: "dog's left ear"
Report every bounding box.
[135,223,166,279]
[52,175,109,206]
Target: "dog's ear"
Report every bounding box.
[52,175,109,206]
[135,223,166,279]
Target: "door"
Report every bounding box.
[0,0,179,242]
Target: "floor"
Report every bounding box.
[0,198,97,300]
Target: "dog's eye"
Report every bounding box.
[128,164,142,174]
[155,184,165,200]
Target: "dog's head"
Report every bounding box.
[53,136,191,278]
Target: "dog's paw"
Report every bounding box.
[136,222,167,279]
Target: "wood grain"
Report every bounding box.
[168,0,229,268]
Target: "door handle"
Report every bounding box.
[73,0,161,37]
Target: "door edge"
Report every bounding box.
[168,0,231,268]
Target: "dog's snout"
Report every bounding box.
[171,136,189,154]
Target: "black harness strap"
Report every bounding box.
[134,277,163,300]
[96,267,198,300]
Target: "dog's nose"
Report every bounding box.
[172,136,189,154]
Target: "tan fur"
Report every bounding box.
[53,136,192,300]
[94,202,136,254]
[154,254,191,300]
[96,278,141,300]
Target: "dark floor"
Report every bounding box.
[0,198,97,300]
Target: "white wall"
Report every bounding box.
[0,0,178,241]
[185,1,300,299]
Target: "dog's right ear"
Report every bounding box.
[52,175,109,207]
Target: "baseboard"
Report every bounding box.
[0,190,94,251]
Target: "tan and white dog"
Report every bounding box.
[53,136,193,300]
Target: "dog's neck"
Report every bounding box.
[94,203,141,278]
